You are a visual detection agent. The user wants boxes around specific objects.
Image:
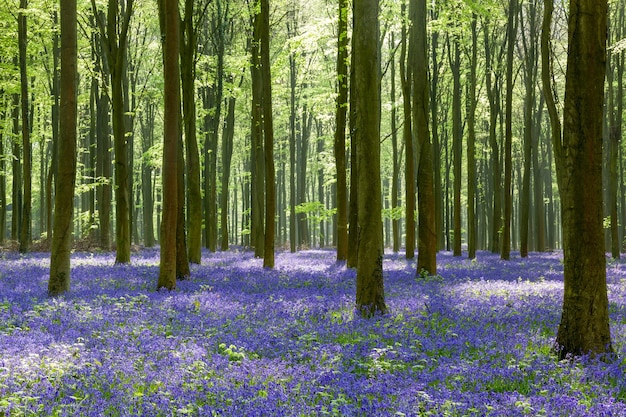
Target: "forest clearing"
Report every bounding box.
[1,248,625,416]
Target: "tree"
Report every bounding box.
[250,1,265,258]
[501,0,519,260]
[180,0,202,263]
[400,1,414,260]
[466,12,478,260]
[448,31,462,258]
[412,0,436,275]
[260,0,275,268]
[334,0,349,261]
[354,0,386,316]
[157,0,180,291]
[91,0,134,263]
[18,0,31,253]
[542,0,612,358]
[48,0,77,296]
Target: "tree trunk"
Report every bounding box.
[430,17,443,251]
[157,0,179,291]
[260,0,275,268]
[91,0,134,263]
[484,23,503,254]
[334,0,349,261]
[413,0,436,274]
[18,0,31,253]
[140,102,156,247]
[520,0,539,257]
[250,9,265,257]
[49,0,77,296]
[11,93,22,242]
[449,34,462,257]
[400,1,414,260]
[180,0,202,263]
[466,13,478,260]
[354,0,385,316]
[220,82,236,250]
[0,102,5,244]
[502,0,519,260]
[390,33,400,254]
[543,0,612,358]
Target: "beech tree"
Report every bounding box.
[333,0,349,262]
[157,0,180,291]
[412,0,436,275]
[91,0,134,263]
[542,0,612,358]
[48,0,77,296]
[354,0,386,316]
[18,0,31,253]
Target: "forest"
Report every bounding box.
[0,0,625,414]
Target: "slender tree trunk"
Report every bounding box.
[287,10,298,253]
[180,0,202,263]
[11,93,22,242]
[0,102,5,244]
[176,136,190,278]
[607,16,620,259]
[220,84,236,250]
[390,33,400,254]
[157,0,180,291]
[520,0,539,257]
[466,13,478,260]
[47,13,60,241]
[502,0,519,260]
[347,36,357,269]
[334,0,349,261]
[49,0,77,296]
[354,0,385,316]
[448,34,462,257]
[430,19,443,251]
[18,0,31,253]
[92,0,134,263]
[400,1,414,260]
[250,8,265,257]
[140,103,155,247]
[413,0,436,274]
[260,0,275,268]
[484,24,502,254]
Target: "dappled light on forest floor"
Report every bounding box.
[1,249,625,416]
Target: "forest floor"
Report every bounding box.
[0,248,625,416]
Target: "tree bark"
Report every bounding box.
[250,7,265,257]
[92,0,134,263]
[413,0,436,274]
[260,0,275,268]
[354,0,386,316]
[400,1,414,260]
[139,102,155,247]
[157,0,180,291]
[18,0,31,253]
[484,22,503,254]
[180,0,202,263]
[334,0,349,261]
[49,0,77,296]
[466,13,478,260]
[449,34,462,257]
[502,0,519,260]
[220,82,236,251]
[543,0,613,359]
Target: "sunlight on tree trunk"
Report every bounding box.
[354,0,386,317]
[157,0,180,291]
[542,0,612,359]
[49,0,77,297]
